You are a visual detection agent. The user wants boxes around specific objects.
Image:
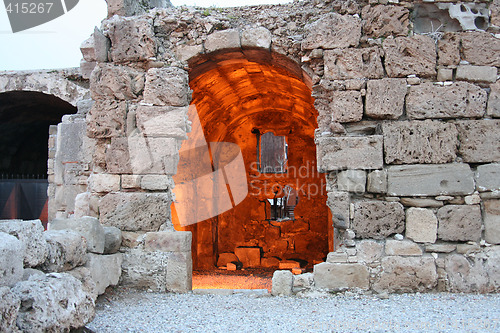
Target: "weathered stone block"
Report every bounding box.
[12,273,95,332]
[374,256,437,293]
[366,170,387,194]
[0,232,24,287]
[136,104,189,139]
[121,248,169,291]
[0,287,20,332]
[445,254,489,293]
[145,231,192,252]
[382,120,458,164]
[383,35,436,78]
[105,137,133,174]
[121,175,141,189]
[492,0,500,26]
[437,205,482,242]
[93,27,110,62]
[85,253,123,295]
[241,27,272,49]
[140,175,174,191]
[406,82,487,119]
[217,253,239,267]
[80,60,96,80]
[50,217,105,254]
[356,240,384,263]
[87,100,127,138]
[175,44,203,62]
[143,67,190,107]
[327,191,350,229]
[456,65,497,83]
[425,243,456,253]
[313,262,369,290]
[315,90,363,123]
[127,132,180,175]
[365,78,406,119]
[67,266,98,301]
[99,192,172,232]
[235,247,261,268]
[437,68,453,82]
[476,163,500,192]
[293,272,314,289]
[351,201,405,239]
[324,47,384,80]
[302,13,361,50]
[484,200,500,245]
[387,164,475,196]
[362,5,409,38]
[487,80,500,118]
[456,120,500,163]
[88,173,121,193]
[90,63,144,100]
[0,219,48,267]
[108,17,156,62]
[272,270,293,296]
[400,198,443,208]
[103,226,122,254]
[461,32,500,67]
[385,239,423,256]
[166,252,192,293]
[316,136,383,171]
[204,29,240,53]
[41,230,88,272]
[438,32,460,67]
[406,208,438,243]
[337,170,366,193]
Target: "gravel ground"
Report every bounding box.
[87,288,500,333]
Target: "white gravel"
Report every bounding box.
[87,289,500,332]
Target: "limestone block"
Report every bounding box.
[366,170,387,194]
[293,272,314,289]
[487,81,500,118]
[121,248,170,291]
[365,78,407,119]
[103,226,122,254]
[445,254,489,293]
[315,90,363,123]
[235,247,261,268]
[41,230,88,272]
[456,120,500,163]
[80,35,95,62]
[67,266,98,301]
[271,270,294,296]
[302,13,361,50]
[456,65,497,83]
[437,68,453,82]
[80,60,96,80]
[382,120,458,164]
[438,32,460,67]
[361,5,409,38]
[241,27,272,49]
[326,251,348,263]
[324,47,384,80]
[406,82,487,119]
[437,205,482,242]
[11,273,95,332]
[175,44,203,62]
[105,137,133,174]
[144,231,192,252]
[383,35,436,78]
[88,173,120,193]
[387,164,475,196]
[86,100,127,138]
[55,121,88,163]
[85,253,123,295]
[425,243,456,253]
[204,29,241,53]
[217,253,238,267]
[127,132,180,175]
[406,208,438,243]
[400,198,443,208]
[99,192,172,232]
[374,256,437,293]
[0,219,48,267]
[492,0,500,27]
[476,163,500,192]
[166,252,192,293]
[484,200,500,244]
[327,191,350,229]
[0,232,24,287]
[108,17,156,62]
[140,175,174,191]
[0,287,20,333]
[316,136,383,171]
[356,240,384,263]
[385,239,423,256]
[461,32,500,67]
[351,201,405,239]
[90,63,144,101]
[337,170,366,193]
[313,262,369,290]
[122,175,141,189]
[143,67,190,107]
[136,104,189,139]
[93,27,110,63]
[50,217,105,254]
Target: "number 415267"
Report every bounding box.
[5,2,54,14]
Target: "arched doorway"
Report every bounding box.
[173,49,330,287]
[0,91,77,226]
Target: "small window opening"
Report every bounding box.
[258,131,287,173]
